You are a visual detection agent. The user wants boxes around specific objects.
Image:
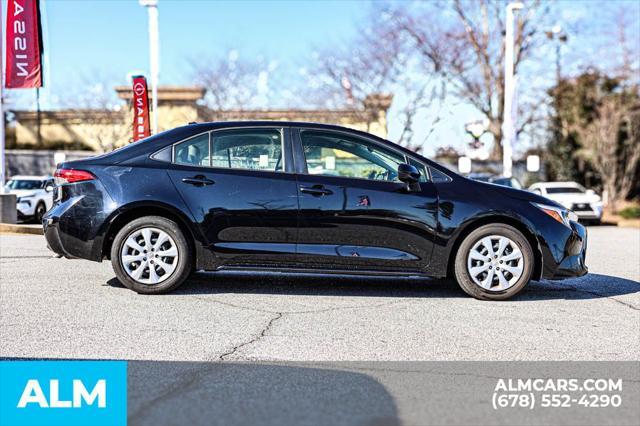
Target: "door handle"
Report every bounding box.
[300,185,333,196]
[181,175,215,186]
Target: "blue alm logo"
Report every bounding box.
[0,361,127,426]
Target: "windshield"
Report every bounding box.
[5,180,45,190]
[546,187,584,194]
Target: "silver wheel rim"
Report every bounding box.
[120,227,179,285]
[466,235,524,292]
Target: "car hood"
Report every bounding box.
[469,179,565,209]
[8,189,41,198]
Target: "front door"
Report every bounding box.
[166,127,299,268]
[293,129,438,273]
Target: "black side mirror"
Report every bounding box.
[398,163,420,184]
[397,163,421,192]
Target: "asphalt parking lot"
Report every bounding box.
[2,226,639,425]
[1,226,638,362]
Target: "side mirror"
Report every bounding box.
[45,185,54,192]
[398,163,420,184]
[585,189,595,196]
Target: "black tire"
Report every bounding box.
[454,224,534,300]
[110,216,192,294]
[34,202,46,224]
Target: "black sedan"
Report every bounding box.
[44,122,587,300]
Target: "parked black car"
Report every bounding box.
[44,122,587,300]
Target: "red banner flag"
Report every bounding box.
[132,76,151,141]
[4,0,43,89]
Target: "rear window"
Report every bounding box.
[546,187,584,194]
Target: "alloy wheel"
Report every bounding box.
[120,227,179,285]
[466,235,524,292]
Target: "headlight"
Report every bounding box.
[17,195,35,202]
[532,202,576,227]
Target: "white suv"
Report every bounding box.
[528,181,603,224]
[4,175,55,223]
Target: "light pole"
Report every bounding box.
[545,25,568,85]
[502,2,524,178]
[140,0,159,134]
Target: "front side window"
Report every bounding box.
[211,128,283,172]
[174,133,210,166]
[300,131,406,182]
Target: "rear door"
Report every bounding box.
[166,127,300,268]
[292,128,439,273]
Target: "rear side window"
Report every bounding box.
[211,128,283,172]
[429,167,452,183]
[174,133,210,167]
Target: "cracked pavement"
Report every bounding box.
[1,226,638,362]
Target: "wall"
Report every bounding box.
[4,150,96,178]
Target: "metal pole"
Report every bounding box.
[140,0,159,134]
[0,4,6,193]
[36,88,42,146]
[502,2,523,178]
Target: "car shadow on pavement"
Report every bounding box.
[1,358,401,426]
[126,361,400,426]
[106,272,639,302]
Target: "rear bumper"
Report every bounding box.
[44,219,77,259]
[42,180,115,262]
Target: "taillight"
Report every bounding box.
[54,169,96,185]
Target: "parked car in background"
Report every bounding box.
[43,122,588,300]
[528,182,603,224]
[469,173,523,189]
[4,176,55,223]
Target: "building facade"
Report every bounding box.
[9,87,393,152]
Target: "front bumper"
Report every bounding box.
[16,199,35,216]
[549,221,588,279]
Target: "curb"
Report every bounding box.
[0,223,44,235]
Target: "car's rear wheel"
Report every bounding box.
[454,224,534,300]
[111,216,192,294]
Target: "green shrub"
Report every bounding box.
[619,205,640,219]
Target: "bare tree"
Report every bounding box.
[306,9,405,108]
[61,73,129,152]
[190,50,287,114]
[392,0,550,159]
[574,96,640,211]
[306,8,445,153]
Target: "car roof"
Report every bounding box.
[9,175,52,180]
[188,120,392,139]
[536,181,582,188]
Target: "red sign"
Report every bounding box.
[132,76,151,141]
[4,0,43,89]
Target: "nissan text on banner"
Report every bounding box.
[5,0,44,88]
[132,75,151,141]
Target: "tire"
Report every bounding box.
[110,216,192,294]
[454,224,534,300]
[34,202,46,224]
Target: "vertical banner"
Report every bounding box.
[5,0,44,89]
[131,75,151,141]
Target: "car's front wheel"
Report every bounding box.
[454,224,534,300]
[34,202,47,223]
[111,216,192,294]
